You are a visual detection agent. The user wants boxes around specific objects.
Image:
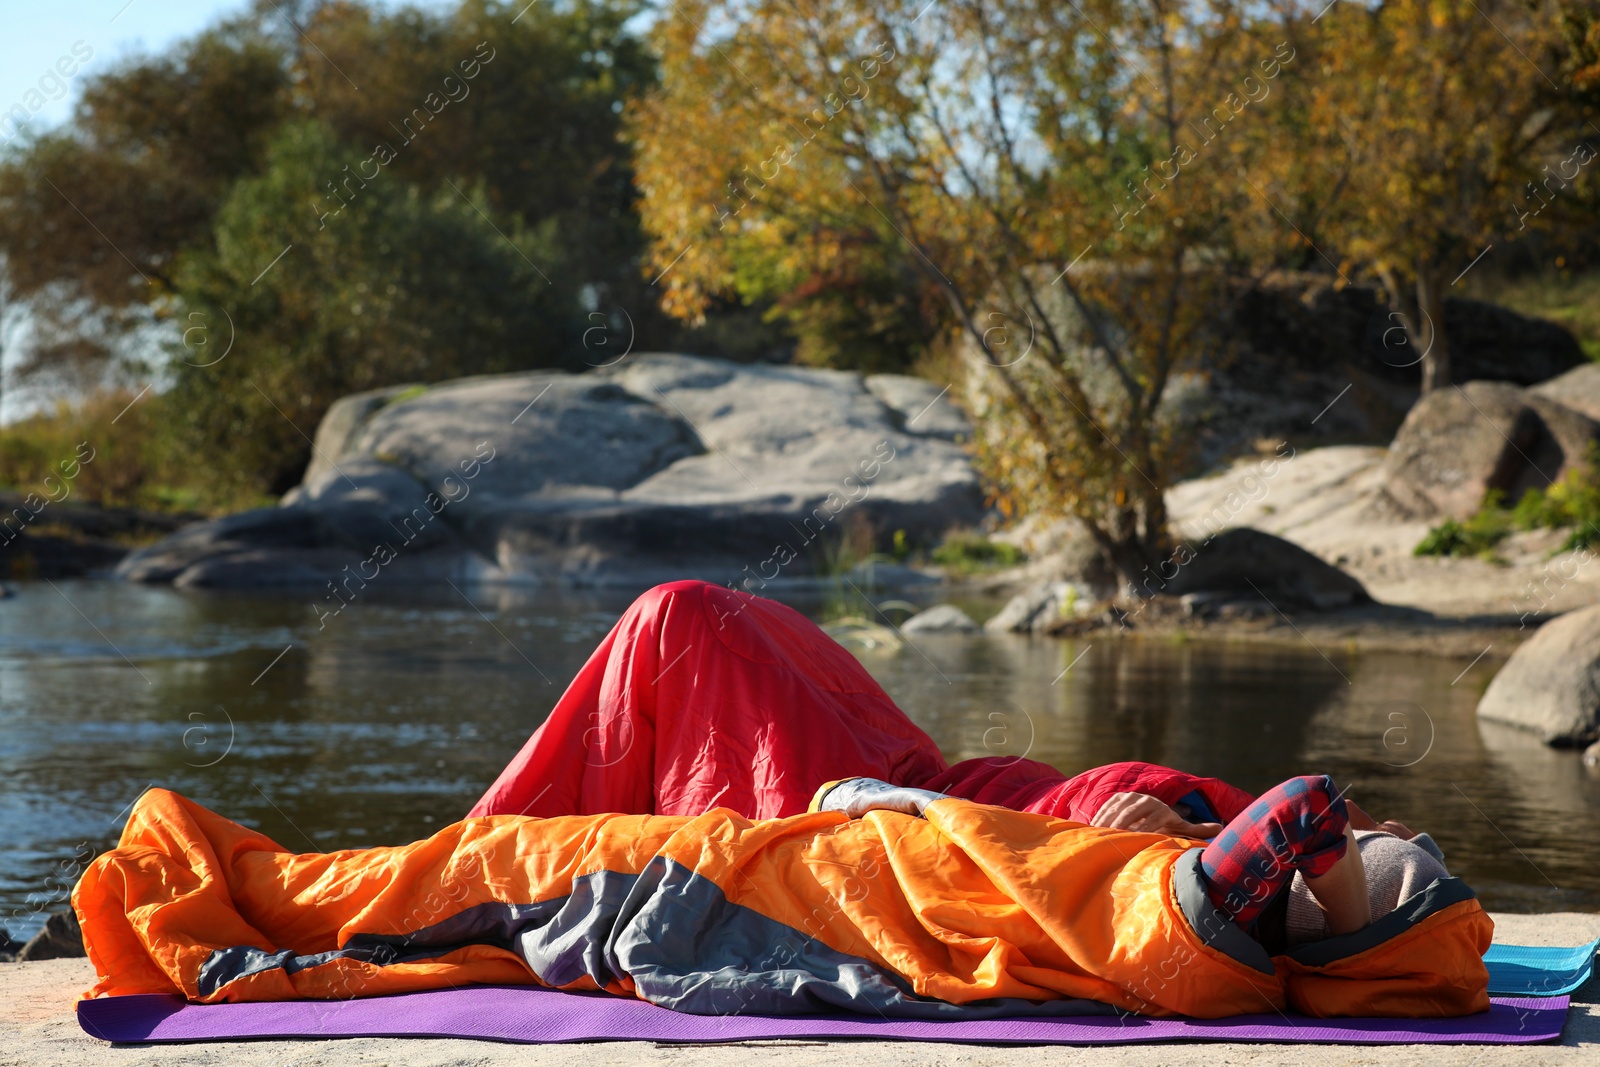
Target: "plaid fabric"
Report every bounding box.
[1199,775,1350,931]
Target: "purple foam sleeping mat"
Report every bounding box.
[76,985,1571,1047]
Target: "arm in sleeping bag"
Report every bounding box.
[811,777,948,818]
[818,774,1224,841]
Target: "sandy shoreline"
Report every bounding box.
[3,912,1594,1067]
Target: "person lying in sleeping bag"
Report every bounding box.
[469,580,1420,845]
[78,580,1485,1018]
[74,783,1491,1020]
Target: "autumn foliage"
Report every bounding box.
[631,0,1596,580]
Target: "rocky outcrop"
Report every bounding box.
[117,354,985,588]
[961,270,1583,480]
[1379,381,1600,521]
[1478,604,1600,746]
[1162,528,1371,610]
[1223,276,1583,391]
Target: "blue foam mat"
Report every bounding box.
[1485,938,1599,997]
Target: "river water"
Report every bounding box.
[3,579,1597,941]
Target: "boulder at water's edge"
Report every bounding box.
[1478,603,1600,746]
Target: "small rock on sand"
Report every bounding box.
[14,910,85,962]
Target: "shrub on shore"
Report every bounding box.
[1415,447,1600,559]
[930,532,1026,577]
[0,390,268,516]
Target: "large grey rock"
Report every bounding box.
[1163,527,1370,610]
[1531,363,1600,423]
[119,355,985,587]
[1478,603,1600,746]
[1380,380,1600,520]
[605,356,973,516]
[300,383,421,488]
[355,373,701,500]
[287,457,452,549]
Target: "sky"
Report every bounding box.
[2,2,452,137]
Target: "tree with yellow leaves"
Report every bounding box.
[631,0,1295,583]
[1267,0,1587,391]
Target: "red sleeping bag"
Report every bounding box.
[922,757,1256,825]
[470,580,1256,824]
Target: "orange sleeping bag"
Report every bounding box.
[74,788,1491,1019]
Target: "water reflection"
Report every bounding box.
[1,580,1595,940]
[864,634,1339,782]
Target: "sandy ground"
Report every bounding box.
[3,912,1595,1067]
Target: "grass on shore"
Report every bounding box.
[929,530,1026,576]
[0,390,268,517]
[1415,449,1600,559]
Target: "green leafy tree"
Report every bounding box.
[293,0,660,329]
[0,21,289,305]
[166,120,570,498]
